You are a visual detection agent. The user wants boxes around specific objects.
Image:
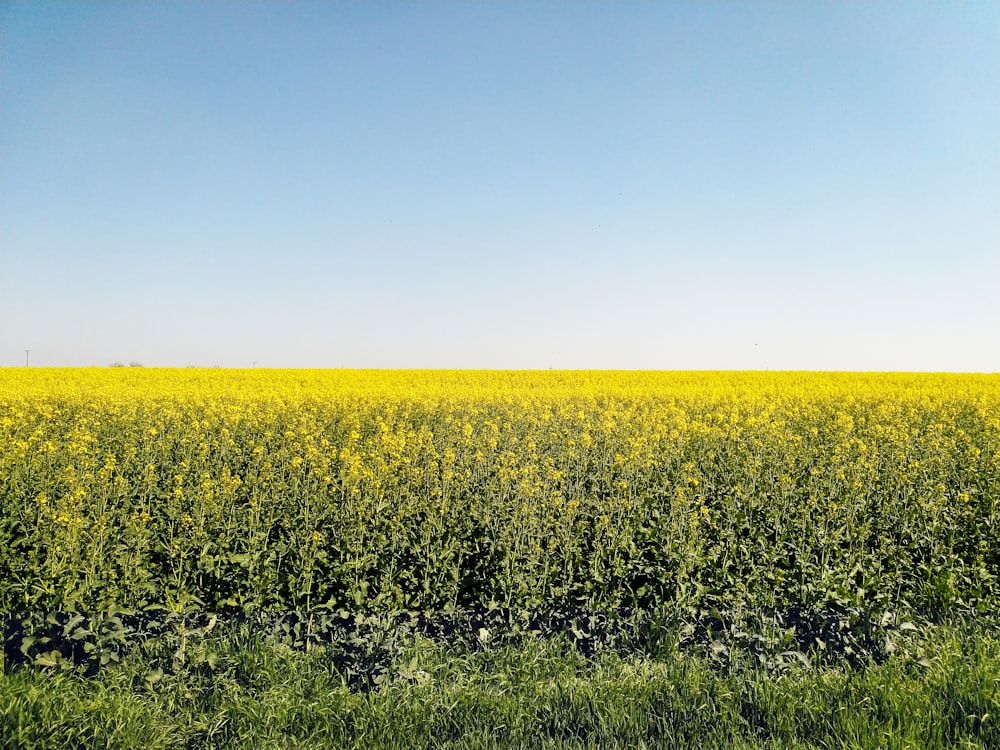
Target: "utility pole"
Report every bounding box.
[25,349,30,367]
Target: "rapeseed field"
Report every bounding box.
[2,368,997,614]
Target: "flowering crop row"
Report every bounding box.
[1,369,997,613]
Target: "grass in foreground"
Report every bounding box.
[2,621,998,750]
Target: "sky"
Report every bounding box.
[1,1,997,371]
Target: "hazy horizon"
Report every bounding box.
[3,2,997,371]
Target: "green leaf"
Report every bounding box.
[63,613,86,635]
[34,651,62,668]
[145,667,164,684]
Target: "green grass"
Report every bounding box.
[3,620,997,749]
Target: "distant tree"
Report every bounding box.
[129,361,144,367]
[109,362,125,367]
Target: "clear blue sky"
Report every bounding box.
[2,1,997,370]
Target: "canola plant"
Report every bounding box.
[1,369,997,614]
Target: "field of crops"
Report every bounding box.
[2,368,998,615]
[3,368,999,748]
